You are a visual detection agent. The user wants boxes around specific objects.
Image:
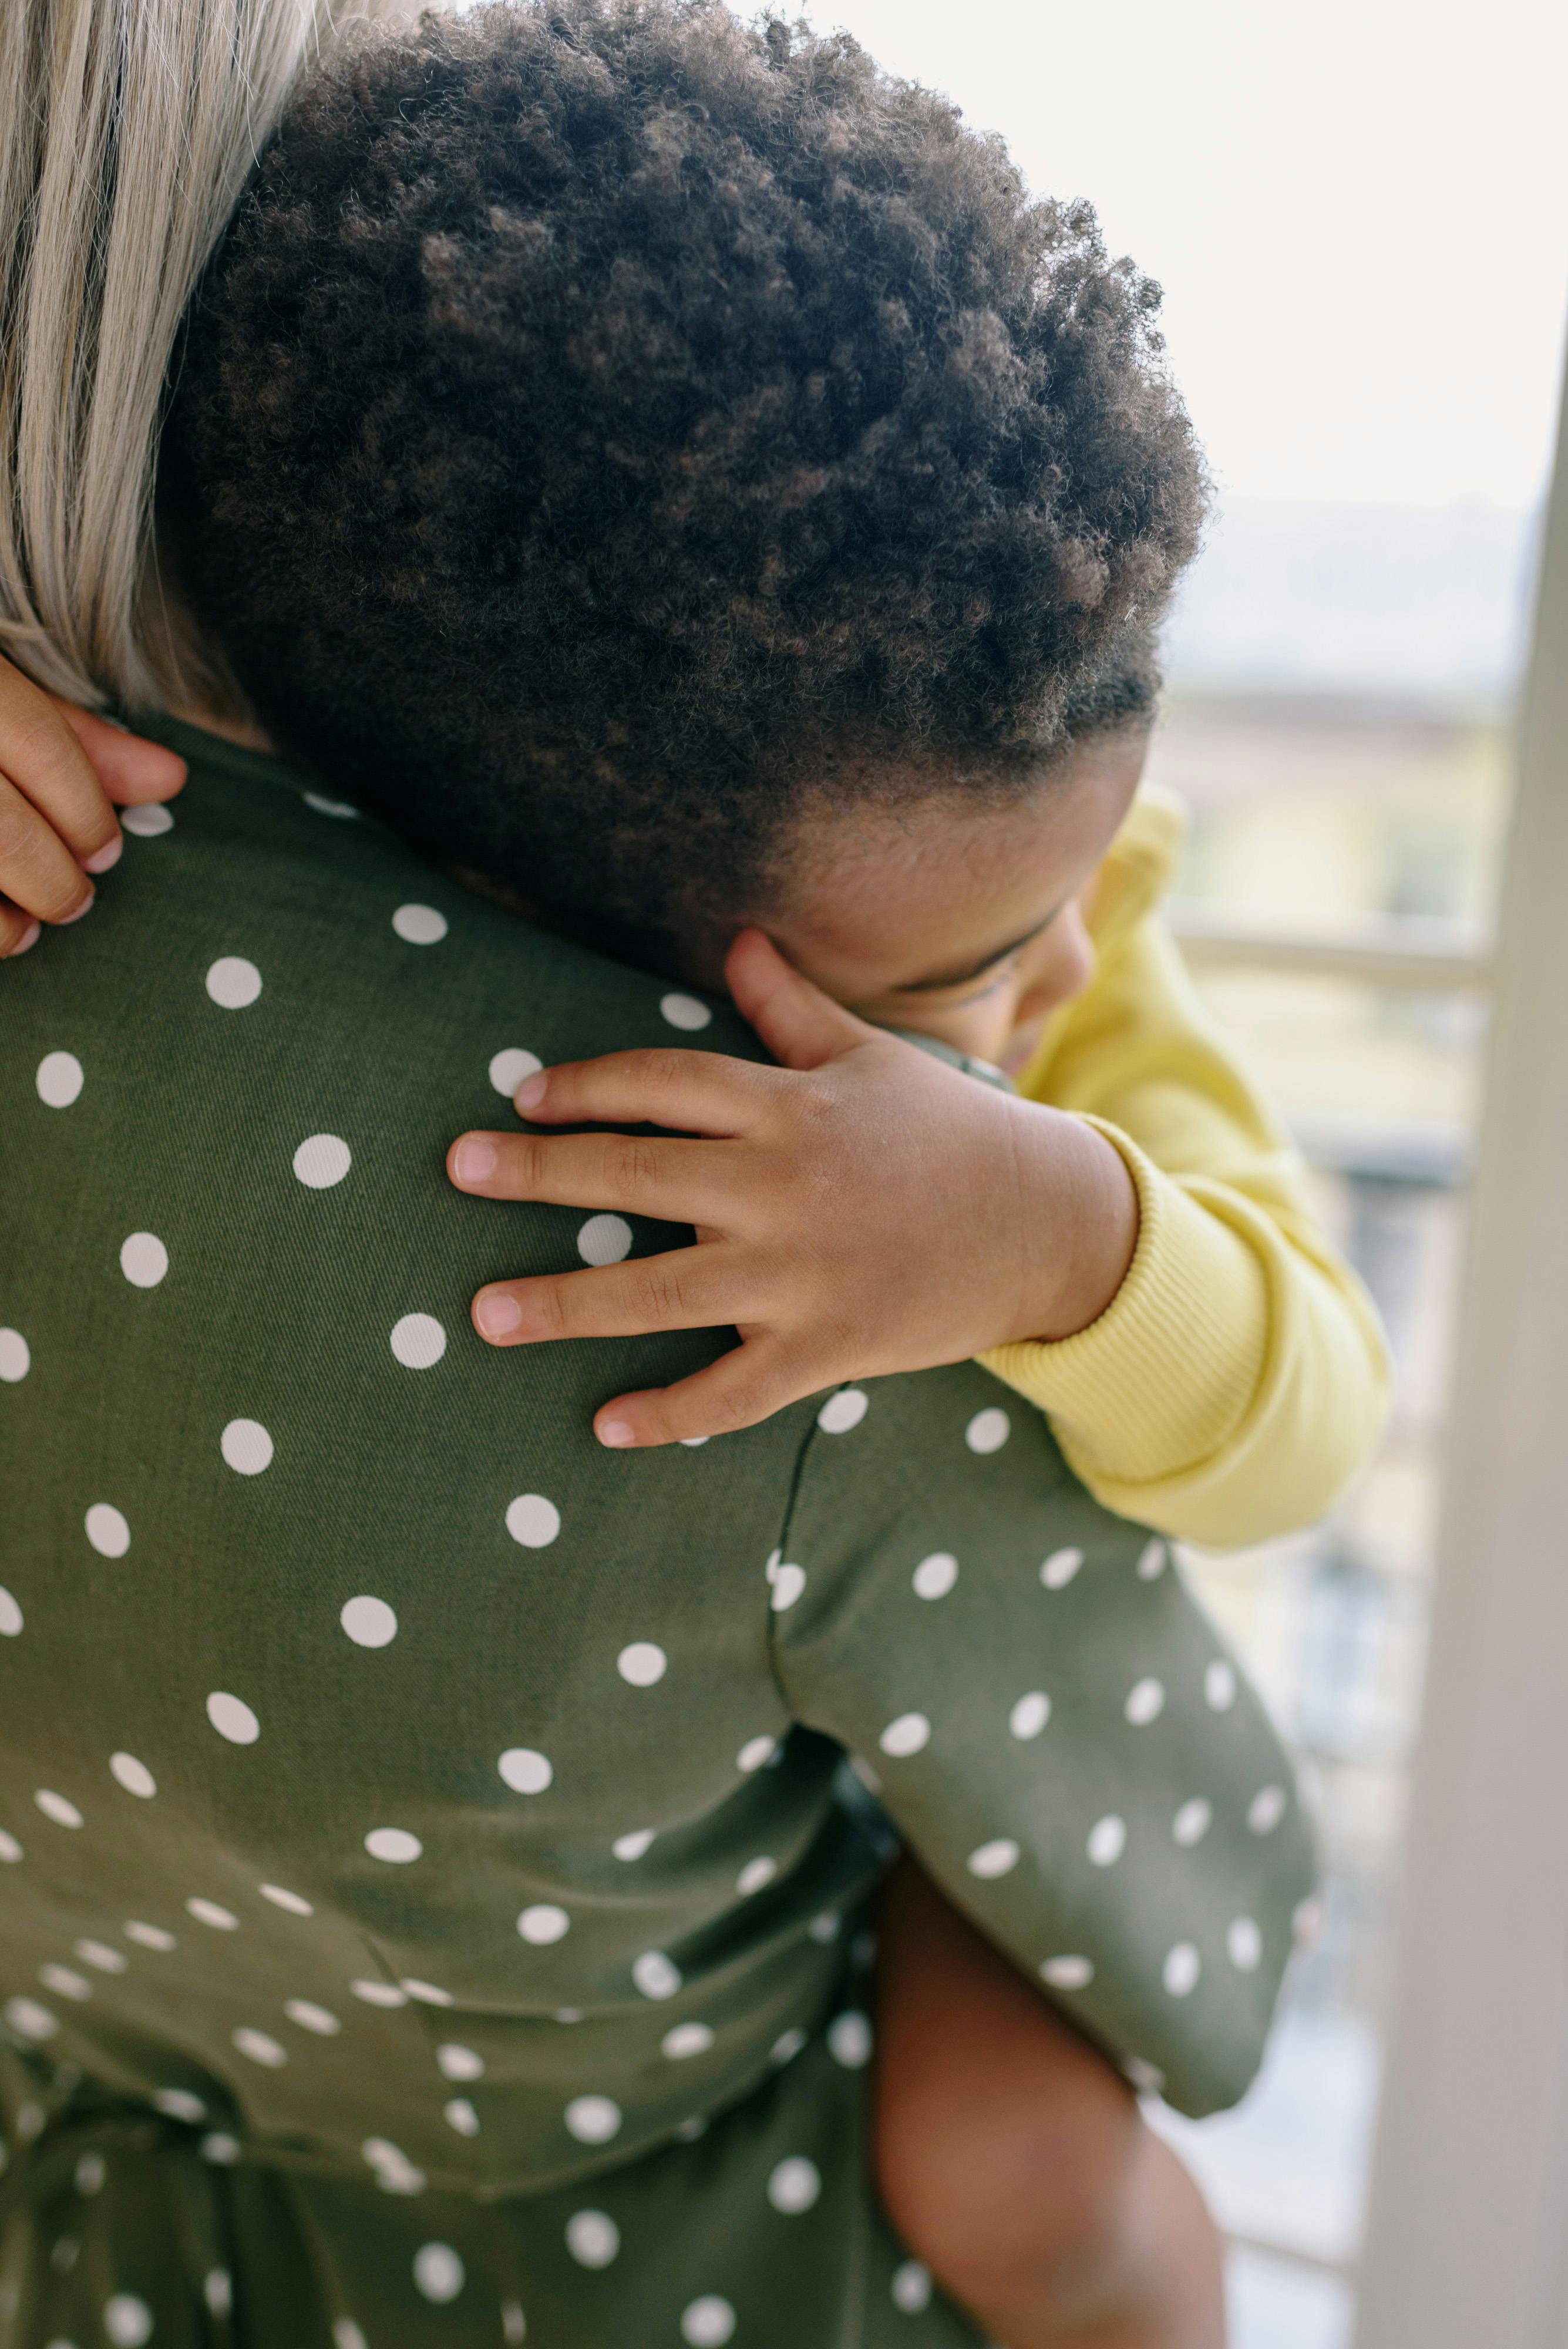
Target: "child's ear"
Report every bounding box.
[724,928,874,1071]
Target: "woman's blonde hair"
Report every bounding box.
[0,0,422,711]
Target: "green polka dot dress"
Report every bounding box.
[0,723,1315,2345]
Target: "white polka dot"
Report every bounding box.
[769,1562,806,1611]
[817,1386,869,1435]
[967,1837,1020,1880]
[498,1746,553,1795]
[39,1964,91,2001]
[35,1789,83,1829]
[771,2025,807,2065]
[125,1921,176,1951]
[736,1734,778,1772]
[0,1328,29,1381]
[1087,1815,1127,1868]
[152,2088,206,2122]
[502,2302,526,2346]
[1136,1537,1167,1580]
[76,2151,106,2195]
[737,1856,778,1897]
[965,1405,1011,1453]
[768,2154,822,2214]
[617,1641,667,1687]
[0,1586,21,1636]
[566,2210,620,2268]
[1227,1917,1264,1972]
[1040,1955,1094,1991]
[0,1828,21,1861]
[285,2000,340,2035]
[350,1980,408,2008]
[365,1828,422,1865]
[1248,1784,1288,1835]
[406,1980,454,2008]
[333,2326,368,2349]
[391,1312,446,1369]
[186,1899,238,1931]
[808,1911,840,1944]
[392,904,448,945]
[1041,1546,1084,1590]
[565,2094,621,2145]
[119,1232,168,1288]
[445,2096,480,2136]
[1125,2057,1166,2096]
[206,1692,260,1745]
[827,2010,873,2068]
[660,992,712,1031]
[578,1213,633,1266]
[490,1047,543,1096]
[304,792,359,820]
[1163,1942,1201,1998]
[911,1552,958,1601]
[259,1883,314,1916]
[4,1995,58,2040]
[662,2021,714,2060]
[613,1828,655,1861]
[517,1903,570,1945]
[632,1950,682,2000]
[292,1133,352,1189]
[1173,1798,1212,1847]
[362,2138,425,2194]
[85,1503,130,1558]
[681,2297,735,2347]
[233,2026,287,2067]
[122,802,174,837]
[414,2243,465,2303]
[506,1493,561,1549]
[205,956,262,1009]
[438,2043,485,2082]
[104,2295,154,2347]
[555,2007,584,2024]
[891,2261,933,2314]
[1009,1690,1051,1740]
[109,1752,156,1799]
[1204,1660,1237,1712]
[220,1418,273,1475]
[36,1051,83,1107]
[680,1435,710,1448]
[75,1940,128,1974]
[878,1712,930,1758]
[204,2270,233,2318]
[1125,1677,1166,1727]
[341,1596,398,1649]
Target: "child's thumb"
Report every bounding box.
[725,928,874,1071]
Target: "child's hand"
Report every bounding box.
[447,930,1140,1448]
[0,655,187,956]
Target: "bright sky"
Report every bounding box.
[802,0,1568,509]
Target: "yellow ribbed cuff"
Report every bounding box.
[979,1118,1267,1490]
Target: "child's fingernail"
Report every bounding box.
[516,1072,547,1110]
[475,1290,522,1339]
[59,893,94,923]
[6,920,41,956]
[597,1418,637,1448]
[453,1138,497,1183]
[83,836,123,875]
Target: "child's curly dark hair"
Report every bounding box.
[165,0,1207,964]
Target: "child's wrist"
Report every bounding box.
[1008,1114,1140,1347]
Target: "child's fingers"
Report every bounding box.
[0,896,43,957]
[470,1244,748,1347]
[591,1338,806,1449]
[725,927,877,1071]
[0,772,98,923]
[446,1127,744,1229]
[53,702,187,806]
[511,1046,774,1136]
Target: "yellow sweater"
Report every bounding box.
[980,785,1391,1550]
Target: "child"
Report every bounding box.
[0,4,1381,2340]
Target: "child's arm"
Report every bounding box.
[0,655,186,953]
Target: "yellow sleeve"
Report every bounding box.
[978,799,1391,1550]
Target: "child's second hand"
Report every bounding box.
[446,928,1139,1449]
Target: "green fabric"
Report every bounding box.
[0,724,1314,2345]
